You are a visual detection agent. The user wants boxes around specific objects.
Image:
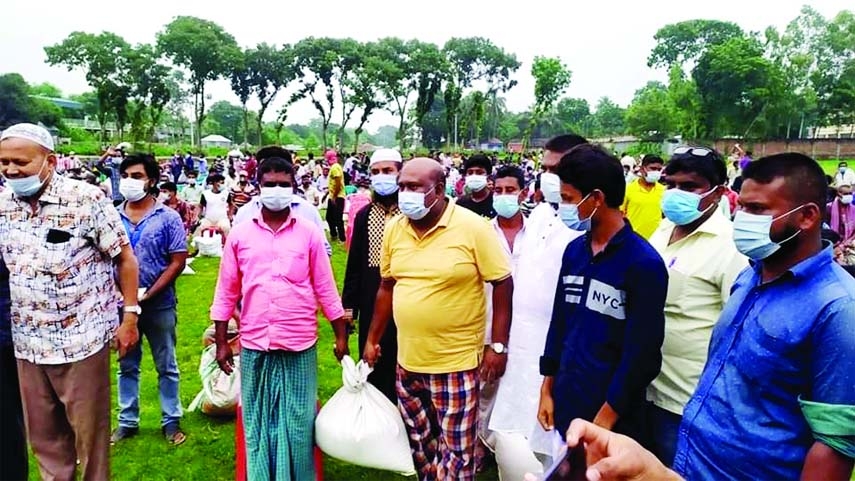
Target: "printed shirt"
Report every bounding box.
[229,183,257,209]
[0,175,129,364]
[381,200,511,374]
[673,245,855,480]
[621,179,665,239]
[646,210,748,415]
[541,223,667,434]
[119,202,188,310]
[210,212,344,352]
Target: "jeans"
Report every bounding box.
[326,197,346,241]
[0,344,27,481]
[647,402,682,467]
[118,307,183,428]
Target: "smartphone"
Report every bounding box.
[542,443,587,481]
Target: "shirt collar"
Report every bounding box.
[251,208,296,232]
[12,172,63,205]
[752,241,835,282]
[587,221,634,257]
[119,199,165,223]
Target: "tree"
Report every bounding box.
[443,37,521,148]
[554,97,592,136]
[374,37,416,146]
[246,43,298,146]
[206,101,244,143]
[591,97,625,137]
[346,42,388,149]
[813,10,855,128]
[45,31,132,141]
[230,50,253,146]
[29,82,63,98]
[648,20,744,70]
[157,16,240,146]
[411,41,449,146]
[666,66,704,139]
[527,56,572,144]
[0,74,36,127]
[125,44,173,143]
[292,37,343,149]
[693,36,784,137]
[624,81,675,139]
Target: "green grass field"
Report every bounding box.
[818,159,853,175]
[26,244,420,480]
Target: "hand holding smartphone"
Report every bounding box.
[543,443,588,481]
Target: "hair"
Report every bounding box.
[839,161,848,167]
[207,174,225,184]
[307,152,314,160]
[641,154,664,166]
[119,154,159,181]
[664,148,727,187]
[742,153,827,209]
[256,145,293,162]
[544,134,588,154]
[160,181,178,193]
[495,165,525,190]
[556,144,626,208]
[464,154,492,174]
[257,157,294,182]
[187,170,198,178]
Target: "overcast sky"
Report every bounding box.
[1,0,850,133]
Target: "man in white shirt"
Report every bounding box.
[197,174,231,236]
[528,134,589,231]
[299,173,321,207]
[833,161,855,187]
[486,165,581,480]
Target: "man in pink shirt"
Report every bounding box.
[210,156,349,481]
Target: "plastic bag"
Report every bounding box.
[193,233,223,257]
[188,344,240,416]
[315,356,415,475]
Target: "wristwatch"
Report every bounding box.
[490,342,508,354]
[123,305,142,315]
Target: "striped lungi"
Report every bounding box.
[241,345,317,481]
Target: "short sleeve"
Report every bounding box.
[90,195,128,258]
[165,211,188,254]
[472,219,511,282]
[809,298,855,405]
[380,221,395,279]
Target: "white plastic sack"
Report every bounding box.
[315,356,415,475]
[193,234,223,257]
[188,344,240,416]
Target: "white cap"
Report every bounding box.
[0,123,54,152]
[370,148,402,166]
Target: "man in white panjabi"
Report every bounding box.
[485,169,581,480]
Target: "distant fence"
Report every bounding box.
[712,139,855,160]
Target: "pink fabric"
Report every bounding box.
[324,150,338,164]
[210,212,344,352]
[828,201,855,242]
[344,193,372,251]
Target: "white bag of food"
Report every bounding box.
[188,344,240,416]
[315,356,415,475]
[193,234,223,257]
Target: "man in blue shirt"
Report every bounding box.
[112,154,189,446]
[0,257,27,480]
[560,153,855,481]
[538,144,667,442]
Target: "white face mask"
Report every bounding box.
[119,178,148,202]
[540,173,561,204]
[259,186,293,212]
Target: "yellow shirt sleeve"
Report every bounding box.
[621,182,632,214]
[472,219,512,282]
[380,220,395,279]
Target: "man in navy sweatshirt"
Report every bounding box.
[537,144,667,443]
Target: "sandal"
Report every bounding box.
[163,423,187,446]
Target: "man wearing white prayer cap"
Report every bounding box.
[0,122,141,480]
[342,148,403,401]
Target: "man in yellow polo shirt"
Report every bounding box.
[325,150,346,242]
[363,158,513,481]
[622,154,666,239]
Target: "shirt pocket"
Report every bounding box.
[275,249,310,284]
[42,238,78,277]
[733,319,802,390]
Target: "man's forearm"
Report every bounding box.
[144,258,185,299]
[801,441,854,481]
[330,317,348,342]
[490,276,513,344]
[366,282,394,346]
[116,250,140,310]
[593,402,620,430]
[214,320,229,345]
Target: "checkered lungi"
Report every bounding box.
[396,365,480,481]
[241,346,317,481]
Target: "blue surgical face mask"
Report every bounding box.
[559,193,595,231]
[465,174,488,192]
[399,187,438,220]
[493,194,520,218]
[371,173,398,196]
[661,187,716,226]
[4,156,50,198]
[540,173,561,204]
[732,206,803,260]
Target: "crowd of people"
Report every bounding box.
[0,122,853,481]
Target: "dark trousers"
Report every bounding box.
[0,344,28,481]
[646,402,682,467]
[326,197,346,241]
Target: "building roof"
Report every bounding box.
[31,96,83,110]
[201,134,232,143]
